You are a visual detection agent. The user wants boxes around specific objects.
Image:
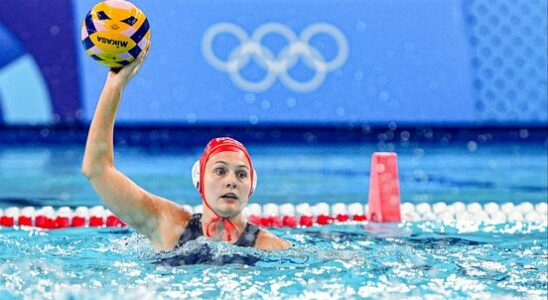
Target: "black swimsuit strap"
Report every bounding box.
[234,221,261,247]
[177,213,260,248]
[177,213,204,246]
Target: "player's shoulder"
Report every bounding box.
[255,228,291,251]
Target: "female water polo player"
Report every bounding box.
[82,47,290,252]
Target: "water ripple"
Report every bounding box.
[0,222,546,299]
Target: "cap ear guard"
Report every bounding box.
[191,160,257,194]
[191,160,201,190]
[251,170,257,194]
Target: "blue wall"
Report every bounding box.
[0,0,546,127]
[463,0,548,124]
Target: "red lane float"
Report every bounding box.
[0,202,370,229]
[0,206,127,229]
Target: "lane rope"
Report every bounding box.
[0,201,546,229]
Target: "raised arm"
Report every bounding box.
[81,49,190,251]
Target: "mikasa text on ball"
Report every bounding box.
[81,0,151,68]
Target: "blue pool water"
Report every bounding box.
[0,141,547,299]
[1,222,546,299]
[0,141,546,207]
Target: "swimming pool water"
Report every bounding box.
[0,142,546,207]
[0,141,546,299]
[1,222,546,299]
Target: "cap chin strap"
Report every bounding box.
[203,206,240,241]
[191,160,257,241]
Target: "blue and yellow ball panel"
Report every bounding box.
[81,0,150,68]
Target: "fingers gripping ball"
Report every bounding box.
[81,0,151,68]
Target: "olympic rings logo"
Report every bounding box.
[201,22,349,93]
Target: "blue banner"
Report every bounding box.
[0,0,81,124]
[0,0,545,126]
[75,0,475,125]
